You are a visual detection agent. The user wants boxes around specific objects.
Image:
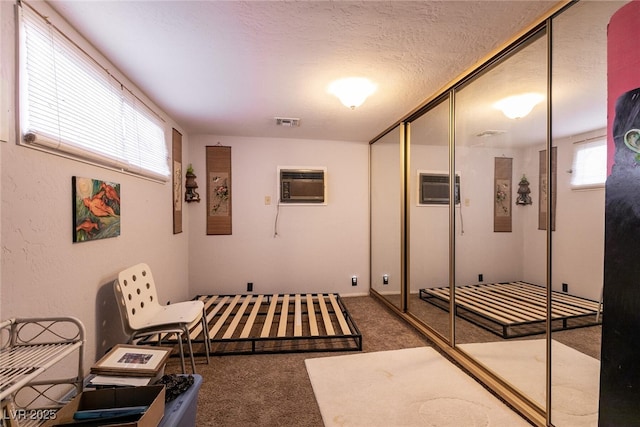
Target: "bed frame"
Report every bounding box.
[184,293,362,355]
[420,281,602,338]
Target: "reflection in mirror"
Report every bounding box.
[549,2,625,425]
[406,97,451,342]
[371,125,403,310]
[451,30,549,410]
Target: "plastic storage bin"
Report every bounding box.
[159,374,202,427]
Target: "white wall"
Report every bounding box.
[186,134,370,296]
[0,0,189,368]
[551,130,605,301]
[521,131,605,301]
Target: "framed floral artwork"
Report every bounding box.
[538,148,557,230]
[206,145,232,235]
[494,157,512,232]
[172,128,183,234]
[72,176,121,242]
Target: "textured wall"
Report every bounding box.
[0,1,189,370]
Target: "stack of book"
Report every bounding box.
[89,344,172,388]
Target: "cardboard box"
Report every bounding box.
[43,385,165,427]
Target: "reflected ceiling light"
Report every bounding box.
[493,93,544,119]
[328,77,377,109]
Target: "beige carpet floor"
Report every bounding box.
[164,295,599,426]
[306,347,530,427]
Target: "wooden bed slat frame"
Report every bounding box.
[162,293,363,355]
[420,281,602,338]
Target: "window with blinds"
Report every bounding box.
[18,5,170,182]
[570,137,607,190]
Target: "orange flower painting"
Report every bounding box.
[73,176,121,242]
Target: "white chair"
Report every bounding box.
[114,262,210,373]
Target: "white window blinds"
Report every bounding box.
[19,5,170,181]
[570,138,607,189]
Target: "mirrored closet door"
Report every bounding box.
[369,1,626,424]
[406,96,452,342]
[548,2,623,425]
[453,28,549,411]
[371,125,404,311]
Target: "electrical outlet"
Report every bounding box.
[383,274,389,285]
[351,276,357,286]
[478,274,483,282]
[562,283,568,293]
[247,282,253,292]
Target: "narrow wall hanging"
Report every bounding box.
[206,145,232,235]
[494,157,513,232]
[172,128,183,234]
[72,176,120,242]
[538,148,557,230]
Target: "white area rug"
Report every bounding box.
[460,339,600,427]
[305,347,530,426]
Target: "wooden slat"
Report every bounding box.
[209,295,241,338]
[294,294,303,337]
[317,294,335,335]
[207,296,230,323]
[261,295,280,338]
[277,294,290,337]
[461,286,541,321]
[223,295,252,339]
[240,295,264,338]
[329,293,351,335]
[306,294,319,336]
[188,295,219,340]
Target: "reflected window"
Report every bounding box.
[570,138,606,189]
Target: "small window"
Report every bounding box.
[570,138,606,189]
[19,5,169,181]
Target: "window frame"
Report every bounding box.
[17,3,170,182]
[570,136,607,190]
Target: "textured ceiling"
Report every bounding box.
[48,1,564,142]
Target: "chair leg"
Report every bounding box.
[183,325,197,374]
[177,331,187,374]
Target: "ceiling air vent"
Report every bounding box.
[476,129,506,138]
[275,117,300,127]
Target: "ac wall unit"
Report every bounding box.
[278,167,326,204]
[418,172,460,205]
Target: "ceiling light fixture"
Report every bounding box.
[493,93,544,119]
[328,77,377,109]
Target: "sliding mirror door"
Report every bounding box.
[371,125,404,310]
[452,29,549,409]
[406,96,452,341]
[549,2,625,425]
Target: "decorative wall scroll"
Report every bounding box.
[538,148,557,230]
[172,128,182,234]
[72,176,120,243]
[494,157,513,232]
[206,145,232,235]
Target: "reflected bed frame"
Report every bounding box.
[419,281,602,338]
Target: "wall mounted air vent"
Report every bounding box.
[275,117,301,127]
[418,171,460,205]
[278,167,326,204]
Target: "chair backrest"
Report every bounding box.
[114,263,161,331]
